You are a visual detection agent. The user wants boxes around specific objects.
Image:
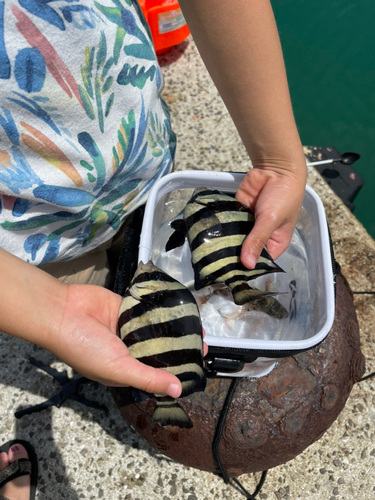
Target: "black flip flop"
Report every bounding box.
[0,440,38,500]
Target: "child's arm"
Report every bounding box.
[179,0,307,267]
[0,248,182,397]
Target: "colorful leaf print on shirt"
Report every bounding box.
[79,32,116,132]
[0,0,176,265]
[0,2,11,79]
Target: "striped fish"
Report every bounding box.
[117,260,206,428]
[166,187,288,319]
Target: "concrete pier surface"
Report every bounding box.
[1,39,374,500]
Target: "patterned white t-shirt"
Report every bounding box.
[0,0,176,265]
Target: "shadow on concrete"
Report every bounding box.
[0,335,173,498]
[12,408,80,500]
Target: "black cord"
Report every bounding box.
[212,378,240,484]
[212,377,267,499]
[232,471,268,498]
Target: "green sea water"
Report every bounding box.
[272,0,375,238]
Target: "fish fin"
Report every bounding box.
[193,266,211,291]
[165,220,187,252]
[114,388,154,406]
[152,398,193,428]
[129,285,144,302]
[179,371,207,397]
[171,219,187,232]
[181,377,206,397]
[252,296,289,319]
[260,247,285,273]
[132,388,155,403]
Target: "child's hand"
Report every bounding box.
[236,160,307,269]
[51,284,182,396]
[52,284,208,396]
[0,248,208,398]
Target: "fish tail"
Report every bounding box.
[152,397,193,428]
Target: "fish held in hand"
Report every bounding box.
[166,187,288,319]
[117,260,206,428]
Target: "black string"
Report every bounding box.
[358,372,375,383]
[212,378,240,483]
[232,471,268,498]
[212,377,267,499]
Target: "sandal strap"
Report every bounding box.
[0,458,31,488]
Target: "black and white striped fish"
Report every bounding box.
[117,260,206,428]
[166,187,288,319]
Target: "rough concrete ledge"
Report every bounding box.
[1,38,375,499]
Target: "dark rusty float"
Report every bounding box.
[111,273,365,476]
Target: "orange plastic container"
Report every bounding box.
[138,0,190,54]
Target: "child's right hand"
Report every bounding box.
[236,157,307,269]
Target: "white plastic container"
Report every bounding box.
[138,171,335,377]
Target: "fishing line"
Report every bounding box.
[212,377,267,499]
